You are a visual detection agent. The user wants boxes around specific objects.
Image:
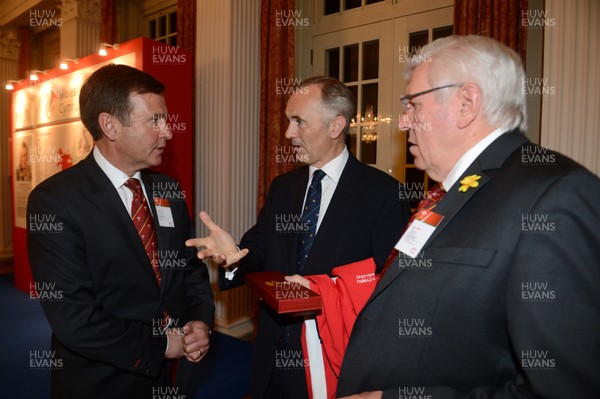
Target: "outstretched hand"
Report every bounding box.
[185,211,249,267]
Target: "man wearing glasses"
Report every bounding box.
[336,35,600,398]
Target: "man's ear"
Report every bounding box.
[456,83,482,129]
[329,115,347,140]
[98,113,118,141]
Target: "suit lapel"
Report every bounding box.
[287,168,310,275]
[422,168,491,247]
[424,131,527,248]
[142,172,170,291]
[83,154,159,285]
[302,155,363,275]
[369,131,529,300]
[370,251,406,298]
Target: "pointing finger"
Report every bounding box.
[199,211,219,231]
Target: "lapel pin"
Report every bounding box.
[458,174,482,192]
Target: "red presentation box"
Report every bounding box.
[245,272,322,314]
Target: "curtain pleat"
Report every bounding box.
[177,0,196,63]
[100,0,116,44]
[258,0,296,211]
[454,0,528,66]
[18,27,29,79]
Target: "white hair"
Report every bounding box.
[405,35,527,131]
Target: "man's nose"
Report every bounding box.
[284,122,295,139]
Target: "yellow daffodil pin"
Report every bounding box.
[458,174,482,192]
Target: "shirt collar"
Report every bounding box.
[93,146,142,189]
[443,128,506,190]
[309,146,349,183]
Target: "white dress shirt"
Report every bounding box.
[305,146,349,232]
[442,128,507,190]
[225,147,350,280]
[92,146,150,215]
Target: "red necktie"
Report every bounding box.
[123,178,161,283]
[123,179,170,330]
[380,183,446,276]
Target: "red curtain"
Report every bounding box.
[18,27,29,79]
[454,0,528,65]
[100,0,116,44]
[177,0,196,65]
[258,0,296,210]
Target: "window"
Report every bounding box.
[326,39,380,165]
[311,4,454,205]
[324,0,384,16]
[147,6,177,46]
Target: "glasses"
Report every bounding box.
[400,84,463,114]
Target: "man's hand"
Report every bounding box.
[181,321,211,363]
[185,211,249,267]
[285,274,311,289]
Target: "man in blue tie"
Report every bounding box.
[186,76,410,399]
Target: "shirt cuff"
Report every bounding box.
[225,267,238,280]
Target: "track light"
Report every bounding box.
[5,80,18,90]
[59,58,79,70]
[29,70,47,81]
[98,43,119,56]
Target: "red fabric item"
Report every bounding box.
[302,258,379,398]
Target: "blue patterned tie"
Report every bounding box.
[296,169,326,272]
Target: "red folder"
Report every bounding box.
[245,271,322,314]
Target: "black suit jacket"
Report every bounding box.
[338,131,600,398]
[219,153,410,398]
[27,153,214,399]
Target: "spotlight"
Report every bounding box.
[5,80,18,90]
[29,70,46,81]
[59,58,79,70]
[98,43,119,56]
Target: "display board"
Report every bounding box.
[10,37,193,292]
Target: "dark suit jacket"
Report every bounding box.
[337,131,600,398]
[27,153,215,399]
[219,153,410,398]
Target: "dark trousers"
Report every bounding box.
[263,323,309,399]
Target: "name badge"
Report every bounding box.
[154,198,175,228]
[394,209,444,258]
